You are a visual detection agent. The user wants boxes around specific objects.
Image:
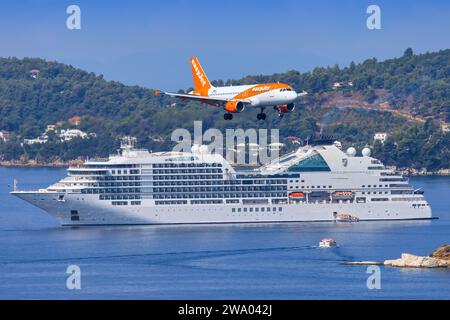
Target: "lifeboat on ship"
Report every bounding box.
[332,191,355,200]
[335,214,359,222]
[289,192,305,198]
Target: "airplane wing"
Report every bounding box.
[158,91,250,107]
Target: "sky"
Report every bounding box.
[0,0,449,90]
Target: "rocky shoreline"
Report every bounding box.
[397,168,450,176]
[342,244,450,268]
[0,158,84,168]
[1,160,450,175]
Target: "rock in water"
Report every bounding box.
[384,252,450,268]
[429,244,450,261]
[344,245,450,268]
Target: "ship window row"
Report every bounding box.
[362,191,389,195]
[292,185,333,189]
[232,207,283,213]
[111,200,143,206]
[152,169,223,174]
[155,200,188,205]
[362,184,389,188]
[153,175,223,180]
[150,180,285,186]
[153,163,222,168]
[83,188,140,194]
[152,186,286,192]
[98,176,141,181]
[242,179,287,185]
[412,203,428,207]
[191,200,223,205]
[78,164,137,169]
[98,182,141,187]
[153,193,286,199]
[69,170,107,175]
[151,181,225,186]
[112,201,128,206]
[146,177,242,184]
[110,169,140,175]
[100,195,141,200]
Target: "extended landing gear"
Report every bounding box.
[257,108,267,121]
[224,113,233,120]
[273,106,285,118]
[256,113,266,120]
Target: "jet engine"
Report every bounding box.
[224,100,245,113]
[274,103,295,113]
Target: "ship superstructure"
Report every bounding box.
[11,139,432,226]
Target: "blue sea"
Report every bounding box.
[0,167,449,299]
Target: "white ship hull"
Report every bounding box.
[13,192,432,226]
[11,142,433,226]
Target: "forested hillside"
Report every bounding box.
[0,48,449,169]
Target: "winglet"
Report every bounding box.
[190,56,212,96]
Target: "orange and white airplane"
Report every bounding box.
[160,56,307,120]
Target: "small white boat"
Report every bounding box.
[319,238,337,248]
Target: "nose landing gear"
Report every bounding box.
[224,113,233,120]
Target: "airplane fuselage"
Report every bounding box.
[190,83,298,108]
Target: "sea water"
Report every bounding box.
[0,167,449,299]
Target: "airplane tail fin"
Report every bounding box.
[190,56,213,96]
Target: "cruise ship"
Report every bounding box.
[11,138,432,226]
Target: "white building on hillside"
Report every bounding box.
[0,131,11,142]
[374,132,388,144]
[23,135,48,145]
[59,129,89,141]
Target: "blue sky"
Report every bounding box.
[0,0,449,90]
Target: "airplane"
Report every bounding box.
[158,56,307,121]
